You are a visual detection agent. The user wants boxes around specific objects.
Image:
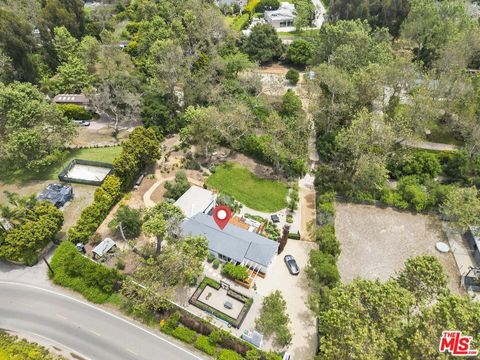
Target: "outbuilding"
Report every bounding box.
[92,238,116,259]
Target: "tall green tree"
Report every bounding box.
[0,82,75,172]
[241,24,285,64]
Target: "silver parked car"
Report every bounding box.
[284,255,299,275]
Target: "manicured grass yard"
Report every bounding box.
[0,146,122,184]
[206,162,288,212]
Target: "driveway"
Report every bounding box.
[254,240,317,358]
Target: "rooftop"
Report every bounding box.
[92,238,116,257]
[181,212,278,267]
[53,94,89,104]
[265,2,296,21]
[174,185,216,218]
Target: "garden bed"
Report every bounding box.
[189,277,253,329]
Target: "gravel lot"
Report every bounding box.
[335,202,462,293]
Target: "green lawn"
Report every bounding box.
[206,162,288,212]
[0,146,122,184]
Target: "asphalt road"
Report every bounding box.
[0,281,206,360]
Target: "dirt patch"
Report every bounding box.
[335,202,462,294]
[257,63,290,75]
[68,127,129,148]
[299,187,315,241]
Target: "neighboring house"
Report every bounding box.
[181,212,279,274]
[53,94,90,107]
[174,185,216,218]
[216,0,246,6]
[264,2,296,31]
[36,183,73,208]
[465,226,480,266]
[92,238,116,259]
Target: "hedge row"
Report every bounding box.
[67,175,122,244]
[0,202,63,265]
[67,127,162,244]
[0,331,63,360]
[49,241,122,303]
[161,311,281,360]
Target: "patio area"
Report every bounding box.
[197,285,244,319]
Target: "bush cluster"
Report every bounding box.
[172,326,197,344]
[0,202,63,265]
[222,263,249,281]
[57,104,93,120]
[0,331,61,360]
[388,150,441,181]
[68,175,122,244]
[50,242,122,303]
[113,127,162,190]
[164,171,190,200]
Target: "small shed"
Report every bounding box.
[92,238,116,259]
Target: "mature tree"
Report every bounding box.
[0,192,38,230]
[0,51,15,83]
[0,82,76,172]
[319,279,415,358]
[255,291,292,348]
[40,0,85,38]
[143,202,185,255]
[181,106,221,159]
[286,39,315,65]
[398,293,480,359]
[396,255,448,305]
[401,0,473,67]
[294,0,316,30]
[241,24,285,64]
[49,55,92,94]
[312,19,393,73]
[255,0,280,13]
[0,9,36,82]
[53,26,78,64]
[440,186,480,230]
[108,206,143,240]
[328,0,409,37]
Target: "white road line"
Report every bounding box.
[125,348,138,355]
[0,281,205,360]
[89,329,101,337]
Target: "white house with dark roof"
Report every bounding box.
[264,2,296,32]
[181,212,279,274]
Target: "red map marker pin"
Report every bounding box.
[213,205,232,230]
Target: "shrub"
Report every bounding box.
[286,69,300,85]
[116,258,126,270]
[108,205,143,239]
[207,253,216,263]
[50,242,121,303]
[0,202,63,264]
[200,277,221,290]
[172,326,197,344]
[388,151,441,181]
[316,224,340,259]
[209,330,222,344]
[57,104,92,120]
[288,232,300,240]
[164,171,190,200]
[222,263,249,281]
[213,259,220,269]
[286,39,315,65]
[255,0,280,13]
[218,349,245,360]
[195,335,217,356]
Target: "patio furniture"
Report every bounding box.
[224,301,233,309]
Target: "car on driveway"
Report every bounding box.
[284,255,299,275]
[73,120,90,126]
